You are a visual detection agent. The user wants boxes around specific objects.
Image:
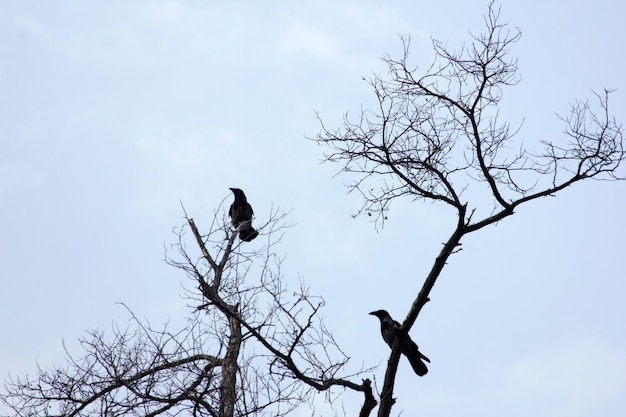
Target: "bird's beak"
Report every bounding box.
[368,311,376,316]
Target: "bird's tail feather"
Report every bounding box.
[239,227,259,242]
[403,340,429,376]
[407,354,428,376]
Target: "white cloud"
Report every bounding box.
[140,0,185,23]
[505,339,626,416]
[13,16,50,43]
[278,21,342,63]
[129,126,239,219]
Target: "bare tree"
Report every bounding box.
[1,204,376,417]
[314,3,624,417]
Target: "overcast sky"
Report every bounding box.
[1,1,625,416]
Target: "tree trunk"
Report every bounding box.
[220,308,242,417]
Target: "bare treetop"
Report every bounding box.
[315,4,623,231]
[1,203,376,417]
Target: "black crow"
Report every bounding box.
[369,309,430,376]
[228,188,259,242]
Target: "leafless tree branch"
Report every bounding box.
[313,2,624,416]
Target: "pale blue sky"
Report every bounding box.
[1,1,625,416]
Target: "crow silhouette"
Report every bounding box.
[370,309,430,376]
[228,188,258,242]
